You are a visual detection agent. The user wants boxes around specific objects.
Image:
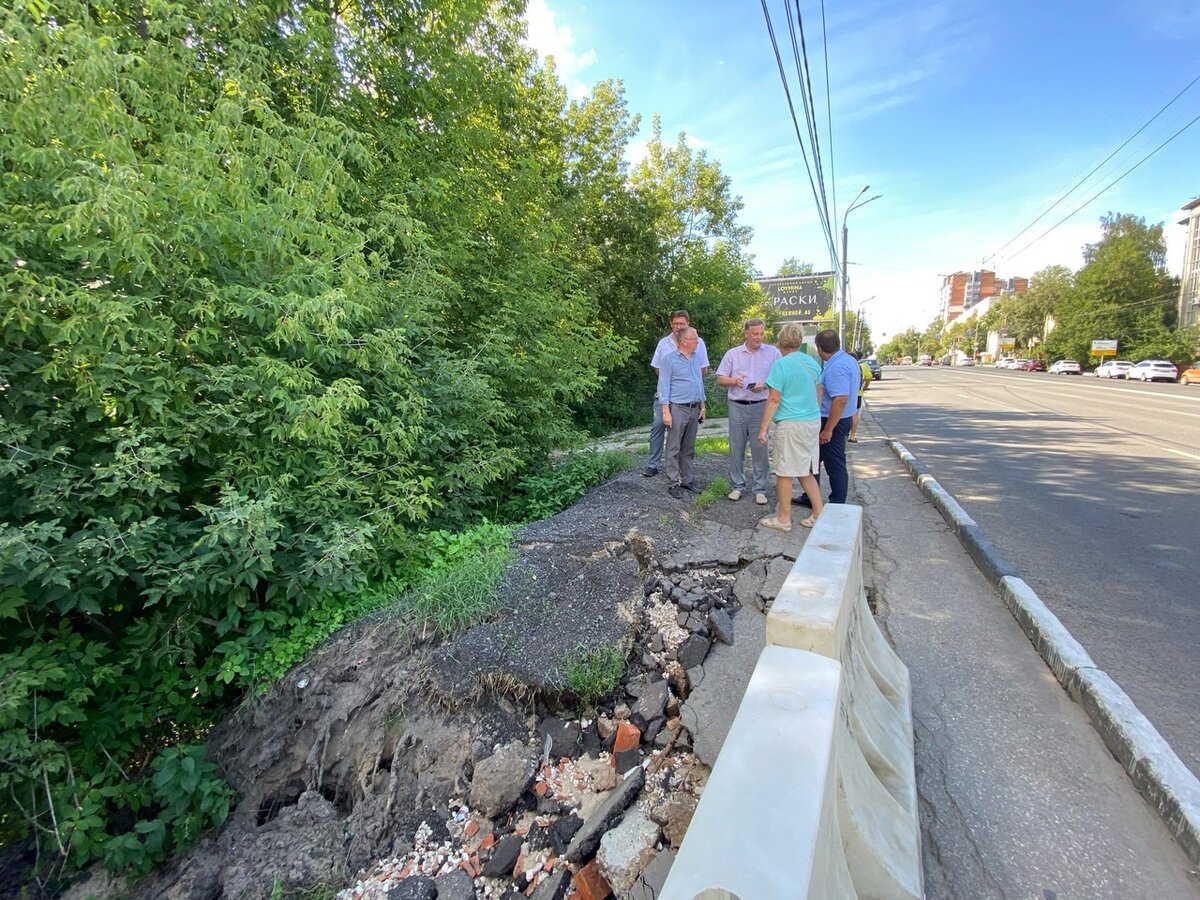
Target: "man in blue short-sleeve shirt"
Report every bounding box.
[797,328,860,506]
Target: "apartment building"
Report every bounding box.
[941,270,1028,323]
[1179,196,1200,332]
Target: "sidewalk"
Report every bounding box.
[850,411,1200,897]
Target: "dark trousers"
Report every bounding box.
[814,416,853,503]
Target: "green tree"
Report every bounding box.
[0,0,628,876]
[776,257,815,276]
[1042,214,1177,364]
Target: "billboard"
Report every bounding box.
[756,273,835,322]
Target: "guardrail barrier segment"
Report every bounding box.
[661,505,922,900]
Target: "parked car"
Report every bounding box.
[1094,359,1133,379]
[1015,359,1046,372]
[1180,362,1200,385]
[1128,359,1179,383]
[1048,359,1082,375]
[865,358,882,381]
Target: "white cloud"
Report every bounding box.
[523,0,597,99]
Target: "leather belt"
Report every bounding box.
[671,401,702,408]
[731,399,765,405]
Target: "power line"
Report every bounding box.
[986,68,1200,265]
[819,0,836,245]
[759,0,839,272]
[784,1,831,247]
[1008,110,1200,261]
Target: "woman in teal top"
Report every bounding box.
[756,322,823,530]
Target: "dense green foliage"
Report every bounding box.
[0,0,758,881]
[877,215,1194,365]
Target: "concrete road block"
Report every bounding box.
[659,646,857,900]
[765,504,921,896]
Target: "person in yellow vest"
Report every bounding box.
[849,351,872,443]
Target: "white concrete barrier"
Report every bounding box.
[767,505,920,897]
[659,646,856,899]
[660,505,922,900]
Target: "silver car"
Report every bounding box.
[1048,359,1082,375]
[1094,360,1132,379]
[1128,360,1178,383]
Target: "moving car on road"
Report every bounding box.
[1179,362,1200,385]
[1094,360,1133,379]
[1128,360,1179,383]
[865,358,882,381]
[1016,359,1046,372]
[1048,359,1082,375]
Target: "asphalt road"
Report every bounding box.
[864,364,1200,779]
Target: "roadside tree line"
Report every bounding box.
[0,0,760,880]
[878,214,1197,366]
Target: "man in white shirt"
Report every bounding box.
[715,318,781,504]
[645,309,709,476]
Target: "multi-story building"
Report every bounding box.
[941,270,1028,324]
[1179,196,1200,333]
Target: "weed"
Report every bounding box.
[271,879,339,900]
[693,436,730,457]
[563,643,626,703]
[694,477,732,511]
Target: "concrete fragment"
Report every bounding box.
[470,741,537,818]
[566,768,646,863]
[597,805,662,895]
[434,867,475,900]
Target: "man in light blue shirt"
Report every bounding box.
[657,327,706,499]
[806,328,860,505]
[645,310,709,477]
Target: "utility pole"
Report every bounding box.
[839,188,882,348]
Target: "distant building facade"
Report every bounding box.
[1179,196,1200,333]
[940,270,1028,324]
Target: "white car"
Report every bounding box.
[1048,359,1082,375]
[1094,360,1132,379]
[1128,359,1178,383]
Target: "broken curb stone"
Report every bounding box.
[565,767,646,863]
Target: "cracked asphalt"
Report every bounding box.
[852,409,1200,898]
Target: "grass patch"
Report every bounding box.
[694,435,730,457]
[405,524,516,636]
[564,643,626,703]
[694,477,732,512]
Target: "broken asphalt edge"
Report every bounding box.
[888,439,1200,866]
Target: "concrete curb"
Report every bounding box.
[888,439,1200,866]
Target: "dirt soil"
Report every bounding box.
[67,451,803,900]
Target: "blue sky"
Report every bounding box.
[524,0,1200,341]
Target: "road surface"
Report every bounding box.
[864,364,1200,778]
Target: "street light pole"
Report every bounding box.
[839,187,882,347]
[852,295,876,351]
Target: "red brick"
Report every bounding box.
[573,859,613,900]
[463,819,479,838]
[613,722,641,755]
